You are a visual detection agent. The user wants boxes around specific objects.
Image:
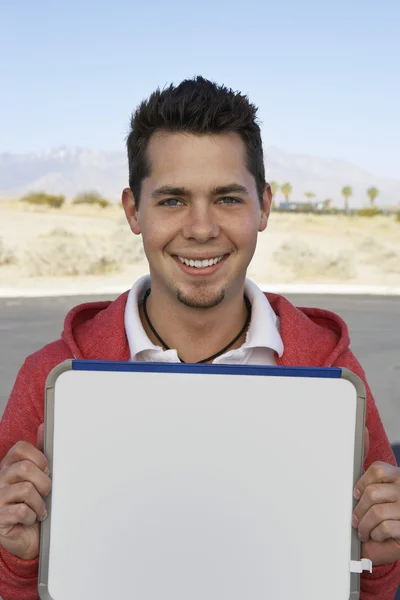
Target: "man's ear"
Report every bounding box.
[258,183,272,232]
[122,188,141,235]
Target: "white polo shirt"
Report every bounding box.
[124,276,284,365]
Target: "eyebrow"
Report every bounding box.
[152,183,249,198]
[152,186,192,198]
[212,184,249,196]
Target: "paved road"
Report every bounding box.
[0,293,399,453]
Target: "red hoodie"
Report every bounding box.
[0,291,399,600]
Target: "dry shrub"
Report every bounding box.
[22,227,144,277]
[273,240,355,280]
[357,207,382,217]
[45,227,76,238]
[357,236,384,253]
[20,192,65,209]
[358,237,400,274]
[108,226,144,263]
[379,252,400,274]
[72,190,110,209]
[0,238,17,266]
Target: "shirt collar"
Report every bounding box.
[124,275,161,359]
[124,275,284,361]
[240,279,284,357]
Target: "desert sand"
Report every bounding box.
[1,201,400,295]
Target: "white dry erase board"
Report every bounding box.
[39,360,370,600]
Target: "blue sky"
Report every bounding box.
[0,0,399,178]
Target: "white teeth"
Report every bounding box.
[178,255,224,268]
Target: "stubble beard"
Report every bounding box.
[176,283,225,309]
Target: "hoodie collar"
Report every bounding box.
[268,293,350,367]
[62,292,131,361]
[61,287,350,368]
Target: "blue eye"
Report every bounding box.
[218,197,241,204]
[161,198,182,206]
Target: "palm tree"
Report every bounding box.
[269,181,279,208]
[341,186,353,215]
[304,192,316,200]
[281,182,293,202]
[367,187,379,207]
[304,192,316,209]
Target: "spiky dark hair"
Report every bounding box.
[126,76,265,206]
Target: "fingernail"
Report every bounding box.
[40,510,48,522]
[44,467,50,476]
[354,488,361,500]
[352,515,359,528]
[358,531,365,542]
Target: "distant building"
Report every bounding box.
[278,201,298,211]
[277,201,325,211]
[385,205,400,213]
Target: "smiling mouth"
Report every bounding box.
[176,255,225,269]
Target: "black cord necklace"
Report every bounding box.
[142,288,252,364]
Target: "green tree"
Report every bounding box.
[366,187,379,207]
[341,186,353,215]
[304,192,316,200]
[323,198,332,209]
[281,182,293,202]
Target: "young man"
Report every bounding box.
[0,77,399,600]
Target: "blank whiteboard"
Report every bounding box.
[39,360,366,600]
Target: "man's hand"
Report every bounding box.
[353,427,400,566]
[0,424,51,560]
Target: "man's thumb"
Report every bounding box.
[36,423,45,452]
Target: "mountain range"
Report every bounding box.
[0,146,399,208]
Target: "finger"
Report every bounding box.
[357,502,400,542]
[369,520,400,545]
[364,427,370,462]
[353,483,400,522]
[0,460,51,498]
[0,503,38,529]
[0,482,48,522]
[36,423,45,453]
[0,441,49,474]
[354,462,400,499]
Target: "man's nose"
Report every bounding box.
[182,205,219,242]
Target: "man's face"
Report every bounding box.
[123,131,270,309]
